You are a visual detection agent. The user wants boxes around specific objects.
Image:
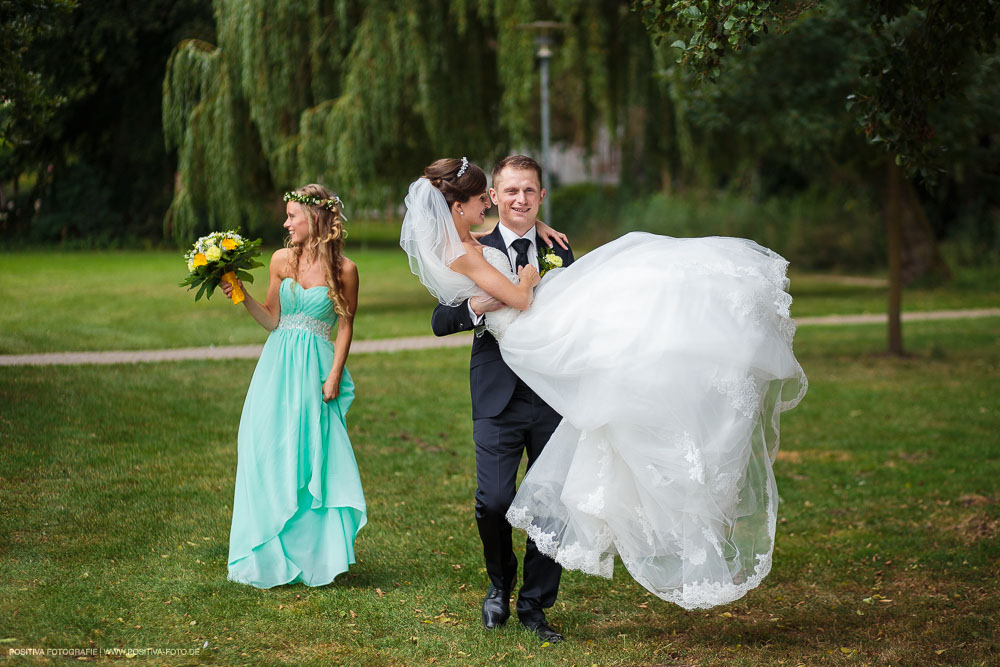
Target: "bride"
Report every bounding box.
[400,157,807,610]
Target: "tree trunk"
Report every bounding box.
[899,176,952,285]
[885,160,905,356]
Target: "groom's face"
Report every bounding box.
[490,167,546,233]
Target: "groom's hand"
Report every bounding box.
[470,295,505,315]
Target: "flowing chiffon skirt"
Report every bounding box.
[228,279,366,588]
[489,233,807,609]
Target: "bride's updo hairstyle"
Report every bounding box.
[285,183,351,318]
[423,157,487,207]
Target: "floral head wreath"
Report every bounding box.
[456,157,469,179]
[283,191,349,221]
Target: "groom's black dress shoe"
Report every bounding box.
[481,585,510,629]
[519,612,564,643]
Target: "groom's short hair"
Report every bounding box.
[491,155,542,189]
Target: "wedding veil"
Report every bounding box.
[399,178,480,307]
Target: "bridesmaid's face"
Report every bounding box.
[284,202,310,244]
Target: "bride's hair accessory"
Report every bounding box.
[456,157,469,179]
[283,191,349,220]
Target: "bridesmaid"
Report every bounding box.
[221,184,366,588]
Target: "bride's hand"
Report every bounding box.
[535,220,569,250]
[470,294,505,315]
[518,264,540,288]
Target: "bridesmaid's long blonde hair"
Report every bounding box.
[286,184,350,318]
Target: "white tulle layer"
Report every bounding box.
[489,233,807,610]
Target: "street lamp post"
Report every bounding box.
[519,21,566,225]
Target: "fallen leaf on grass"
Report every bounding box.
[376,588,384,598]
[349,609,357,618]
[839,647,855,655]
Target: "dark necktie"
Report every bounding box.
[511,238,532,270]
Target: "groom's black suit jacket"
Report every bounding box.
[431,225,574,419]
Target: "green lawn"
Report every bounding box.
[1,317,998,665]
[0,248,439,354]
[1,248,997,354]
[787,267,1000,318]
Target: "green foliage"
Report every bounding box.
[27,161,121,244]
[547,182,624,240]
[637,0,1000,182]
[0,0,76,159]
[851,1,1000,182]
[635,0,814,79]
[2,0,216,245]
[549,181,891,270]
[161,1,667,242]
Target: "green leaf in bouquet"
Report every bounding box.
[203,276,222,300]
[236,270,254,282]
[195,281,209,301]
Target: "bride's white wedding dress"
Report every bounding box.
[479,233,806,610]
[400,177,806,610]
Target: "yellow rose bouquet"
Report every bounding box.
[179,230,263,304]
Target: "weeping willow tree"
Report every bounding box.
[162,0,667,240]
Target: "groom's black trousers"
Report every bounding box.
[473,378,562,615]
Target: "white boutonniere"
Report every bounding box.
[538,248,563,277]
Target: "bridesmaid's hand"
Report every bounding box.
[322,374,341,402]
[219,277,244,299]
[535,220,569,250]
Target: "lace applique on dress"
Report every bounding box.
[479,246,521,340]
[680,431,705,484]
[712,374,763,419]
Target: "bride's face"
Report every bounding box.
[456,191,491,227]
[284,202,310,244]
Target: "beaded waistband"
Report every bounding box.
[275,312,332,340]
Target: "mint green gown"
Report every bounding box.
[228,278,366,588]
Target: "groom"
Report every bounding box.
[432,155,574,643]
